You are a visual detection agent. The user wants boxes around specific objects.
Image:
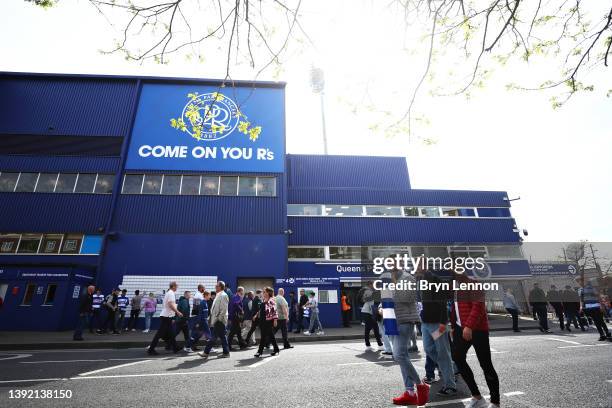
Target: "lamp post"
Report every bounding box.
[310,66,328,155]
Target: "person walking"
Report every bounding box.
[227,286,248,350]
[127,290,143,331]
[288,291,298,333]
[190,290,212,350]
[90,288,104,333]
[98,288,119,335]
[274,288,293,349]
[175,291,192,352]
[294,288,308,333]
[390,269,429,407]
[246,289,263,345]
[451,273,500,408]
[503,287,521,332]
[561,285,583,332]
[580,280,612,341]
[341,291,352,327]
[416,267,458,397]
[360,284,383,350]
[142,292,156,333]
[147,281,182,355]
[199,281,231,358]
[529,283,551,333]
[254,287,280,357]
[304,291,324,335]
[377,303,393,355]
[547,285,565,331]
[116,289,129,332]
[73,285,94,341]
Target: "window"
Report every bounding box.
[55,173,77,193]
[60,234,82,254]
[487,245,523,259]
[94,174,114,194]
[201,176,219,195]
[35,173,58,192]
[40,234,63,254]
[122,174,144,194]
[0,172,19,192]
[256,177,276,196]
[365,206,403,216]
[288,204,322,216]
[238,176,257,196]
[403,207,419,216]
[161,175,181,195]
[410,246,450,258]
[0,234,20,253]
[329,246,362,260]
[14,172,39,192]
[368,246,410,260]
[441,207,476,217]
[181,175,200,195]
[219,176,238,196]
[142,174,162,194]
[74,174,97,193]
[17,234,41,253]
[43,284,58,305]
[22,283,36,306]
[449,246,487,259]
[288,247,325,260]
[477,207,511,217]
[324,205,363,216]
[419,207,440,217]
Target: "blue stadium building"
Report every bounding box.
[0,72,530,331]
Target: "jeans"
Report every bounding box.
[204,322,229,355]
[378,321,392,352]
[144,311,154,331]
[127,309,141,330]
[452,326,500,405]
[421,322,456,389]
[409,323,418,348]
[506,307,519,331]
[308,311,322,333]
[73,313,89,339]
[115,310,126,331]
[148,316,177,351]
[363,314,382,347]
[391,323,422,392]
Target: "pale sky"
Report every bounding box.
[1,0,611,242]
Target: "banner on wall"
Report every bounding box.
[125,83,285,172]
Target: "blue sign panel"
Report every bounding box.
[125,83,285,172]
[529,263,578,276]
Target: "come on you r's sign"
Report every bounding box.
[125,83,285,172]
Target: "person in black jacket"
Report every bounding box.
[417,269,457,396]
[246,289,263,345]
[73,285,95,341]
[547,285,565,330]
[562,285,584,331]
[294,289,309,333]
[529,283,551,333]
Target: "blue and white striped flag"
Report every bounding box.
[379,271,399,336]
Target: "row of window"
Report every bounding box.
[0,234,101,255]
[288,245,524,261]
[0,172,114,194]
[122,174,277,197]
[287,204,511,218]
[21,283,58,306]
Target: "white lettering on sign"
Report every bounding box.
[138,145,188,158]
[136,145,275,161]
[192,146,217,158]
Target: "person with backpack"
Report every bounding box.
[98,288,119,335]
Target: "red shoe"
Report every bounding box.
[416,383,430,406]
[392,391,418,406]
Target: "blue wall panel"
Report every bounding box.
[0,193,112,233]
[288,217,520,245]
[0,75,138,137]
[0,155,120,173]
[287,154,410,190]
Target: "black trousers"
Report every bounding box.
[342,310,351,327]
[363,314,382,347]
[452,326,500,405]
[102,309,116,333]
[149,316,177,351]
[534,305,549,330]
[257,320,279,353]
[506,308,519,331]
[295,311,305,332]
[551,304,565,330]
[227,318,247,348]
[273,319,291,347]
[174,319,190,343]
[564,308,584,330]
[246,319,259,343]
[127,309,141,330]
[585,308,610,337]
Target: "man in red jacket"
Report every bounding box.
[451,273,500,408]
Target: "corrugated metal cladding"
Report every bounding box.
[0,193,111,232]
[111,194,286,234]
[286,154,410,190]
[0,155,120,173]
[288,188,509,207]
[288,217,520,245]
[0,75,138,137]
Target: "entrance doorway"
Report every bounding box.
[340,283,362,322]
[237,278,274,294]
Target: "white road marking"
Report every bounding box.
[21,358,150,364]
[0,353,32,361]
[337,358,423,366]
[249,355,279,368]
[0,378,67,384]
[557,344,612,349]
[504,391,525,396]
[417,391,523,407]
[606,380,612,383]
[71,369,251,380]
[543,337,582,345]
[78,360,151,376]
